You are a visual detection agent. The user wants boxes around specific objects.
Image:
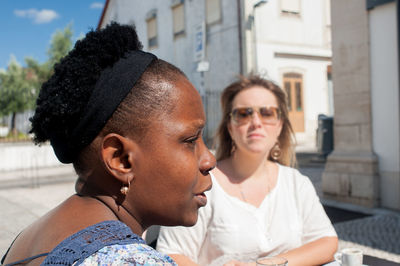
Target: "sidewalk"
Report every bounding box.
[0,181,76,253]
[298,152,400,264]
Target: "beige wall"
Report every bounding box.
[369,2,400,209]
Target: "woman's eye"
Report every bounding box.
[183,129,203,148]
[238,110,251,117]
[185,135,199,146]
[260,109,274,117]
[187,137,197,144]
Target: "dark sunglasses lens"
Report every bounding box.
[232,107,280,124]
[259,107,275,117]
[259,107,279,124]
[233,108,252,123]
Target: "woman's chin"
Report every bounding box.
[181,214,198,227]
[244,146,270,155]
[166,212,198,227]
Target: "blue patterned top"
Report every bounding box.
[80,243,176,265]
[41,220,176,265]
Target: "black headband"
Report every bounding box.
[50,50,157,163]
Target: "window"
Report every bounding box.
[146,9,158,49]
[206,0,221,25]
[171,1,185,37]
[295,81,302,111]
[284,81,292,111]
[281,0,301,15]
[283,72,304,132]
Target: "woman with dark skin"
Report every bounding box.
[2,23,215,265]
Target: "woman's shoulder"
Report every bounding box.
[277,164,312,188]
[42,220,147,265]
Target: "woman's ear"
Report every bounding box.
[227,120,233,138]
[101,133,136,184]
[277,120,284,139]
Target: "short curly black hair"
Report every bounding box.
[30,22,185,165]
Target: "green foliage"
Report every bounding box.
[0,23,74,133]
[47,23,74,67]
[25,57,51,89]
[0,56,37,117]
[0,130,30,142]
[23,24,74,91]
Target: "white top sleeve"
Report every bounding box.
[294,173,337,243]
[156,165,336,265]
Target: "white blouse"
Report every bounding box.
[157,164,337,265]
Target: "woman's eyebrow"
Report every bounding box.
[191,120,205,131]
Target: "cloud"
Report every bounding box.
[90,2,104,9]
[14,9,59,24]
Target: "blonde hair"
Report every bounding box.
[214,75,297,167]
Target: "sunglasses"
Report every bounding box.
[230,106,281,125]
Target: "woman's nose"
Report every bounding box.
[199,141,216,176]
[250,111,263,127]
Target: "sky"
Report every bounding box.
[0,0,105,70]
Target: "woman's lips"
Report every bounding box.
[248,133,264,139]
[195,182,211,207]
[195,193,207,207]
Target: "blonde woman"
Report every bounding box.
[157,75,338,266]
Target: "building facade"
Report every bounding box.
[322,0,400,210]
[98,0,332,149]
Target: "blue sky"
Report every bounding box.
[0,0,105,70]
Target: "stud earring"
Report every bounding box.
[120,180,131,195]
[271,142,281,161]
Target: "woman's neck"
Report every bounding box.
[94,194,146,236]
[228,149,271,182]
[75,176,146,237]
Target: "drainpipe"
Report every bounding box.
[237,0,243,75]
[397,0,400,169]
[397,0,400,93]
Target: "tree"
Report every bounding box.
[26,23,74,92]
[47,23,74,68]
[0,56,36,134]
[0,24,74,135]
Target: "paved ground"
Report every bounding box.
[0,180,76,253]
[1,163,400,264]
[299,165,400,264]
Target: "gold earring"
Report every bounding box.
[230,141,236,154]
[120,180,131,195]
[271,142,281,161]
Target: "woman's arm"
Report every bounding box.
[277,236,338,266]
[169,254,256,266]
[287,169,339,265]
[176,236,338,266]
[169,254,199,266]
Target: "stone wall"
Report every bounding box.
[0,142,61,171]
[322,0,380,207]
